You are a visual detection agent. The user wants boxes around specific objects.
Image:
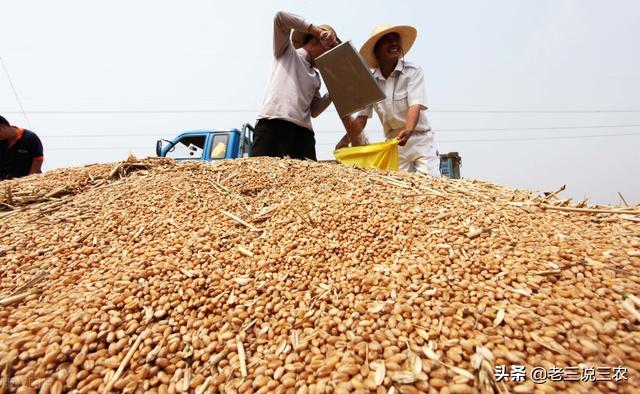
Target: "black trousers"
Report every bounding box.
[250,119,317,161]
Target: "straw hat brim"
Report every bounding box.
[359,25,417,68]
[291,24,338,49]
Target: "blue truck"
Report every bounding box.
[156,124,461,177]
[155,124,254,161]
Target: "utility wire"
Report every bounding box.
[46,147,151,151]
[45,131,640,150]
[432,109,640,113]
[3,108,640,114]
[0,56,31,128]
[316,132,640,145]
[315,124,640,135]
[37,123,640,138]
[435,124,640,132]
[1,109,254,114]
[436,132,640,143]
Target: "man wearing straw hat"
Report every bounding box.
[251,11,340,160]
[337,24,441,176]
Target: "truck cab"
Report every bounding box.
[156,124,462,179]
[156,123,254,161]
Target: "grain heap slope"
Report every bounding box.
[1,157,639,394]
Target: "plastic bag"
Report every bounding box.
[334,138,399,171]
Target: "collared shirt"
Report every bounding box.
[258,11,329,132]
[0,128,44,180]
[357,60,431,139]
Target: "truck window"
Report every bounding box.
[166,135,206,160]
[210,134,229,159]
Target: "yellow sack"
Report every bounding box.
[334,138,400,171]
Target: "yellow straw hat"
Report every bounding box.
[359,24,417,68]
[291,24,339,49]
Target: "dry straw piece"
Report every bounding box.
[0,156,639,393]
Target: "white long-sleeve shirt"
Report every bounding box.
[357,60,432,139]
[257,11,330,132]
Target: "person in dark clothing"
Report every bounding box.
[0,115,44,180]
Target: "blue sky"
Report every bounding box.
[1,0,639,204]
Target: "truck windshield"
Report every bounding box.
[166,135,206,160]
[210,134,229,159]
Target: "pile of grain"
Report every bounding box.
[0,157,639,394]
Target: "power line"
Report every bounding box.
[46,147,151,151]
[42,133,177,138]
[0,57,31,128]
[317,132,640,145]
[432,109,640,113]
[1,109,254,114]
[317,124,640,135]
[37,123,640,138]
[437,132,640,143]
[45,131,640,150]
[4,108,640,115]
[438,124,640,132]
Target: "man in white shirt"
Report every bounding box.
[336,24,441,176]
[251,11,339,160]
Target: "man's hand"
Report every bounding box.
[320,29,338,49]
[335,134,350,150]
[29,158,43,175]
[310,26,338,49]
[399,105,422,146]
[397,129,413,146]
